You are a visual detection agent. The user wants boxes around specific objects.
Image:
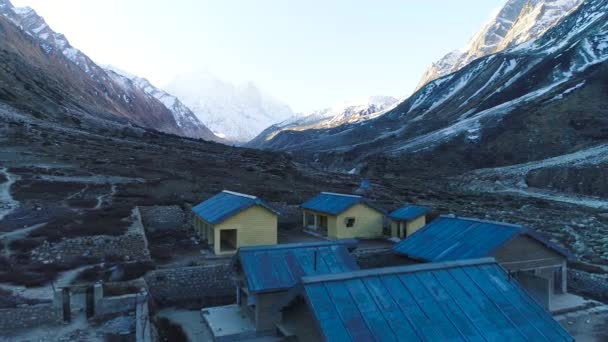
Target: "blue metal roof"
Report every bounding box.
[237,240,359,294]
[393,216,570,262]
[300,258,573,342]
[301,192,384,215]
[388,205,431,221]
[192,190,278,225]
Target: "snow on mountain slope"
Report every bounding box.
[256,0,608,168]
[248,96,398,147]
[104,66,222,142]
[416,0,583,89]
[165,72,294,143]
[0,0,218,141]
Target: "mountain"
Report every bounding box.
[0,0,218,141]
[255,0,608,176]
[165,72,294,143]
[416,0,584,90]
[248,96,398,148]
[103,66,224,143]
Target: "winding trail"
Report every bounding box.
[0,222,47,258]
[0,265,94,301]
[0,167,19,222]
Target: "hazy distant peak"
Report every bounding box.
[166,72,294,142]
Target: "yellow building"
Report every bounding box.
[301,192,385,239]
[388,205,431,239]
[192,190,279,255]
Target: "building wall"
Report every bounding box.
[389,216,426,238]
[282,300,322,342]
[254,291,286,331]
[493,235,566,271]
[145,264,234,307]
[213,205,278,255]
[194,206,278,256]
[406,216,426,236]
[331,204,384,239]
[494,235,567,301]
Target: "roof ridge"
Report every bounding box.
[301,257,498,284]
[440,215,524,229]
[320,192,362,198]
[222,190,257,199]
[239,239,358,253]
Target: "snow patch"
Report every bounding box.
[0,167,19,221]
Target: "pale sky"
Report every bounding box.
[11,0,504,112]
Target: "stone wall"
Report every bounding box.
[0,303,60,333]
[96,294,138,317]
[145,264,234,307]
[31,208,151,264]
[568,269,608,301]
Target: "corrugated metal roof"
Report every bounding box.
[300,258,573,342]
[301,192,384,216]
[237,240,359,294]
[192,190,278,225]
[392,216,570,261]
[388,205,431,221]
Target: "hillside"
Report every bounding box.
[416,0,583,89]
[256,0,607,177]
[0,0,218,141]
[248,96,398,148]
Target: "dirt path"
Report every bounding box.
[492,186,608,210]
[0,265,93,301]
[0,222,46,258]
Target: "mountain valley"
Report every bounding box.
[0,0,608,339]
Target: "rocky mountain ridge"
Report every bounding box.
[255,0,608,202]
[248,95,398,148]
[416,0,583,89]
[0,0,219,141]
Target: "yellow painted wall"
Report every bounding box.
[332,203,384,239]
[390,216,426,238]
[406,216,426,236]
[213,205,278,255]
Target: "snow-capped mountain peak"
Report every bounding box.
[166,73,294,143]
[248,95,398,147]
[416,0,584,89]
[0,0,219,141]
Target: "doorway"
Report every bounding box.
[220,229,237,252]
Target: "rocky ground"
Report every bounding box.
[0,103,607,308]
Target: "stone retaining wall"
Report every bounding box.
[31,208,151,264]
[145,264,234,307]
[0,303,60,333]
[568,269,608,301]
[96,294,139,317]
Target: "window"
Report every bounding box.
[345,217,356,228]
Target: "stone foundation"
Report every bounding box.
[145,264,234,307]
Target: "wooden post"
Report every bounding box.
[561,261,567,293]
[313,215,318,230]
[62,288,71,322]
